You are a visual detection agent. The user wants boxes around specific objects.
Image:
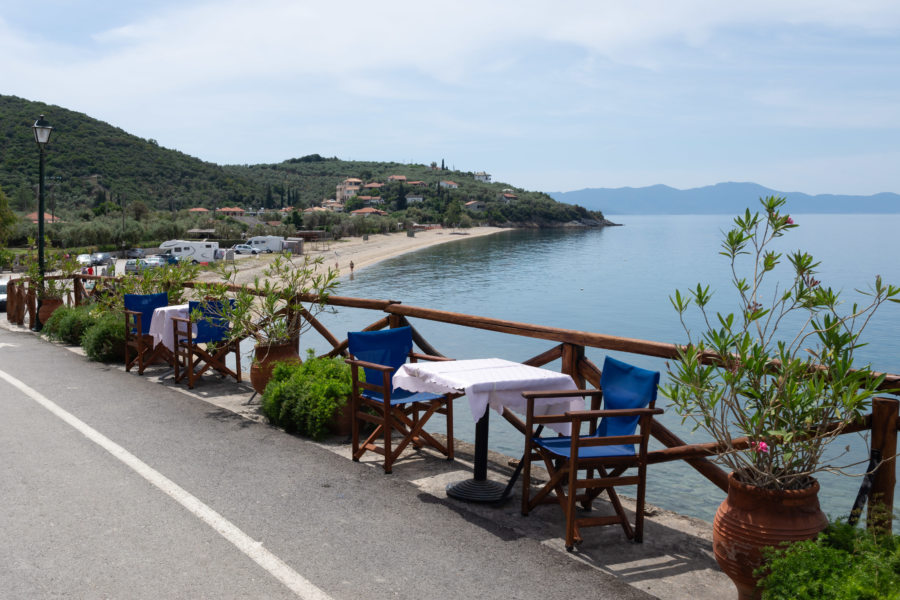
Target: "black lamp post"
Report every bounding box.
[32,114,53,331]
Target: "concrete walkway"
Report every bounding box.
[0,316,733,599]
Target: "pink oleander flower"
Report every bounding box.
[752,441,769,453]
[786,217,795,225]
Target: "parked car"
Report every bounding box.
[76,253,93,266]
[231,244,259,255]
[126,248,145,259]
[124,259,147,274]
[143,256,167,268]
[0,279,7,312]
[91,252,113,266]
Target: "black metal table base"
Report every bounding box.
[446,478,508,503]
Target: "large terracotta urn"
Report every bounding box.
[249,341,301,395]
[713,472,827,600]
[38,297,63,326]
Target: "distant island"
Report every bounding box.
[550,182,900,215]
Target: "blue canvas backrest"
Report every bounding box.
[347,326,413,389]
[596,356,661,438]
[189,299,231,343]
[124,292,168,335]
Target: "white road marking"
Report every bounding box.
[0,343,19,349]
[0,368,332,600]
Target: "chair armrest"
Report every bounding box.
[565,408,664,419]
[410,352,454,362]
[521,389,604,400]
[344,358,394,373]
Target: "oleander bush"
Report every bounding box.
[261,350,353,440]
[758,519,900,599]
[42,304,100,346]
[81,311,126,363]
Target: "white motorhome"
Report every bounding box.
[247,235,284,254]
[158,240,219,263]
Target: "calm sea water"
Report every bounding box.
[301,215,900,524]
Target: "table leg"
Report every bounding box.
[446,408,507,503]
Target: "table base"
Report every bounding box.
[446,478,508,503]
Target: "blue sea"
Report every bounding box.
[304,214,900,524]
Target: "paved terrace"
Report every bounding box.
[0,318,732,599]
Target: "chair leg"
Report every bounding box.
[445,394,454,461]
[565,460,579,551]
[382,401,393,474]
[351,394,360,462]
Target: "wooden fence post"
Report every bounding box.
[6,281,15,323]
[868,397,898,531]
[73,275,83,306]
[561,343,585,389]
[26,288,36,329]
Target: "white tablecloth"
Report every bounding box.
[393,358,583,435]
[148,303,191,351]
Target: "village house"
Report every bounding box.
[440,180,459,189]
[363,182,384,190]
[357,196,384,206]
[187,207,209,214]
[498,192,518,203]
[25,211,62,224]
[405,195,424,204]
[336,178,362,203]
[464,200,485,212]
[216,207,245,217]
[474,171,491,183]
[407,180,427,187]
[321,198,344,212]
[350,207,387,217]
[387,175,407,183]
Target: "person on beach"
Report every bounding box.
[350,261,354,274]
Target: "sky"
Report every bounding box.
[2,1,899,195]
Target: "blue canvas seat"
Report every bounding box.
[172,300,242,389]
[346,326,457,474]
[124,292,170,374]
[521,356,662,549]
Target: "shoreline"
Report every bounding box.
[215,226,508,285]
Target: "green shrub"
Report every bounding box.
[261,350,353,440]
[759,520,900,599]
[81,311,126,363]
[42,304,100,346]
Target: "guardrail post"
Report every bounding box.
[73,275,83,306]
[6,280,16,323]
[868,397,898,531]
[561,343,585,390]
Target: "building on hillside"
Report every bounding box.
[363,182,384,190]
[465,200,486,212]
[358,196,384,206]
[217,207,245,217]
[439,180,459,189]
[350,207,387,217]
[498,192,518,203]
[474,172,491,183]
[304,206,328,213]
[25,212,62,224]
[187,207,209,214]
[387,175,407,183]
[405,195,424,204]
[407,180,427,187]
[336,178,362,203]
[321,198,345,212]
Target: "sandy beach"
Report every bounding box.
[206,226,507,285]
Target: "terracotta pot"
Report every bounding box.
[329,399,353,437]
[38,297,63,326]
[713,472,827,600]
[249,341,301,395]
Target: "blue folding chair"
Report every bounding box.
[521,356,662,549]
[124,292,169,374]
[173,299,242,389]
[346,326,457,474]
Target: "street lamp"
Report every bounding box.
[32,114,53,331]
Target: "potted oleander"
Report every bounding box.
[663,196,900,600]
[200,254,339,394]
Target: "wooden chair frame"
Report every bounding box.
[171,315,242,389]
[346,352,458,474]
[521,389,662,549]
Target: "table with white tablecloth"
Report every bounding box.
[393,358,583,503]
[148,303,191,352]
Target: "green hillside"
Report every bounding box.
[0,95,604,250]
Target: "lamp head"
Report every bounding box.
[33,114,52,146]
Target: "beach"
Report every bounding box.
[207,226,507,285]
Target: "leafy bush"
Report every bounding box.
[261,350,353,440]
[42,304,100,345]
[759,520,900,599]
[81,311,126,363]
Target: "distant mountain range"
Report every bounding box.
[550,182,900,215]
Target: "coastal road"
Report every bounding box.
[0,325,653,600]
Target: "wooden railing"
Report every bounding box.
[7,273,899,528]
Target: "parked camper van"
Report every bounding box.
[247,235,284,254]
[158,240,219,264]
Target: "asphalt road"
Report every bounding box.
[0,325,653,599]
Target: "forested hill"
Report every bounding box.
[0,95,601,225]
